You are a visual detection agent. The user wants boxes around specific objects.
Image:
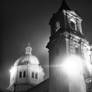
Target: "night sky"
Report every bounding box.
[1,0,92,90]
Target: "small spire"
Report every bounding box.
[25,43,32,55]
[58,0,71,12]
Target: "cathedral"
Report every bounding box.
[7,0,92,92]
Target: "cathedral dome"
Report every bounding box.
[8,44,45,91]
[14,44,40,66]
[14,55,39,66]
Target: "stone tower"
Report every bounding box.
[46,0,92,92]
[8,44,45,92]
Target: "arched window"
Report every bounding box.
[56,21,60,32]
[19,71,26,78]
[32,72,38,79]
[35,73,38,79]
[23,71,26,78]
[32,72,34,78]
[70,21,76,30]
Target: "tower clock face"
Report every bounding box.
[56,21,60,31]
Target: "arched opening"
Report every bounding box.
[23,71,26,78]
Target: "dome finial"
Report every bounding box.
[25,43,32,55]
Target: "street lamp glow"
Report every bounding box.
[9,66,17,78]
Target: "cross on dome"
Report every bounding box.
[25,43,32,55]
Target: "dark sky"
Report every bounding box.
[1,0,92,90]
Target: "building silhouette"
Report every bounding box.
[7,0,92,92]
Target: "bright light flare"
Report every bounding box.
[9,66,17,78]
[61,55,84,77]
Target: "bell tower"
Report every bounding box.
[46,0,88,92]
